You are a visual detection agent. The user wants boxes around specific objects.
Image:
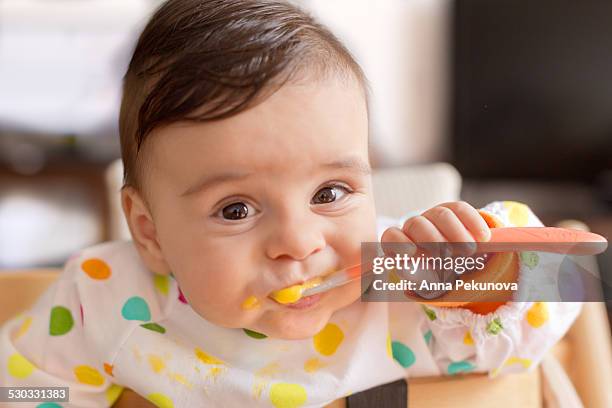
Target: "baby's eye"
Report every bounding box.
[221,202,250,220]
[311,184,351,205]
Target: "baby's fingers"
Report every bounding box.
[438,201,491,242]
[381,227,416,256]
[421,206,476,256]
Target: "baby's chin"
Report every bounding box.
[257,281,362,340]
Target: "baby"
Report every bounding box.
[0,0,580,407]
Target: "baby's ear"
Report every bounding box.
[120,186,172,275]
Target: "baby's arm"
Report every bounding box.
[384,201,581,376]
[0,256,122,407]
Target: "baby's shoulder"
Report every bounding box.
[61,240,174,332]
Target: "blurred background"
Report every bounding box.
[0,0,610,273]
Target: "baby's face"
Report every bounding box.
[144,78,376,339]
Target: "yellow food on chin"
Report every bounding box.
[269,277,323,304]
[241,295,260,310]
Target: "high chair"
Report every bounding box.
[2,162,611,407]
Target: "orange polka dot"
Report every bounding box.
[463,331,474,346]
[526,302,549,328]
[104,363,114,376]
[81,258,111,280]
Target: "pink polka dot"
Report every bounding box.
[178,287,188,304]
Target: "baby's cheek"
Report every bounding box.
[178,267,254,323]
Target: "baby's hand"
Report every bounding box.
[381,201,491,256]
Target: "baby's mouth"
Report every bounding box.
[268,276,324,305]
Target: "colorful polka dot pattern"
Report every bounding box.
[243,328,267,339]
[486,317,504,335]
[7,353,36,378]
[422,305,437,321]
[313,323,344,356]
[49,306,74,336]
[15,316,32,339]
[177,287,188,304]
[106,384,124,405]
[195,347,225,365]
[74,365,105,386]
[391,341,416,368]
[448,360,475,375]
[104,363,114,376]
[81,258,111,280]
[423,330,432,345]
[304,358,325,373]
[154,275,169,295]
[269,382,307,408]
[148,392,174,408]
[503,201,530,227]
[121,296,151,321]
[463,331,474,346]
[520,251,539,269]
[526,302,549,328]
[141,322,166,334]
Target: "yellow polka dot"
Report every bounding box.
[504,356,532,369]
[526,302,549,328]
[503,201,530,227]
[168,372,193,388]
[7,353,35,379]
[386,333,392,358]
[15,316,32,339]
[74,365,105,386]
[154,275,169,295]
[313,323,344,356]
[205,366,226,382]
[463,331,474,346]
[148,354,166,374]
[105,384,124,405]
[195,347,225,365]
[148,392,174,408]
[269,383,307,408]
[241,295,260,310]
[81,258,111,280]
[304,358,325,373]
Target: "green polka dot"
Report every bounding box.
[448,360,475,375]
[520,251,539,269]
[49,306,74,336]
[154,275,169,295]
[486,317,504,335]
[141,323,166,334]
[37,404,62,408]
[243,328,267,339]
[424,330,432,345]
[391,341,416,368]
[121,296,151,321]
[422,305,437,321]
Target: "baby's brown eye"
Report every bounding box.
[312,187,337,204]
[222,202,248,220]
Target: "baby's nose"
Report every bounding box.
[264,213,326,261]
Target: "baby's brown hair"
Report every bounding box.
[119,0,368,195]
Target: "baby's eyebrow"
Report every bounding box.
[322,156,372,175]
[180,156,371,197]
[180,171,252,197]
